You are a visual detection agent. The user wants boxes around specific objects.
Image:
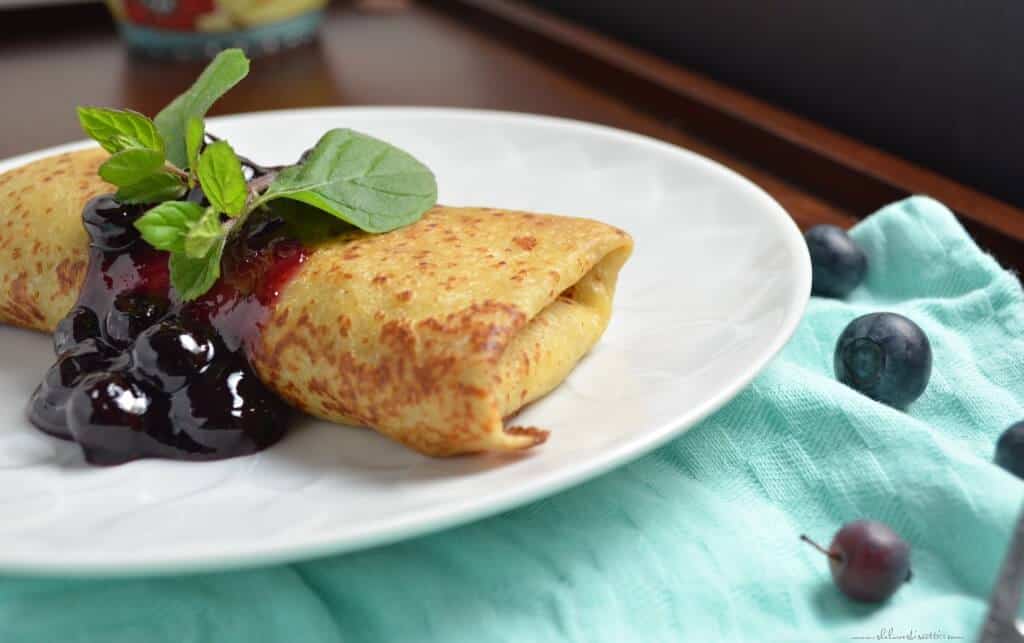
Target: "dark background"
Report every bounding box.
[527,0,1024,208]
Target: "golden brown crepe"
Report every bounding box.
[0,148,633,456]
[0,149,105,331]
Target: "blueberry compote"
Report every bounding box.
[28,189,307,465]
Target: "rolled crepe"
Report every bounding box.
[0,149,633,456]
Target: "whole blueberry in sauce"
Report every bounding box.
[28,199,305,464]
[53,306,101,355]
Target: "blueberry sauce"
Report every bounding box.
[28,185,307,465]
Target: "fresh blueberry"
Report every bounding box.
[802,520,911,602]
[995,421,1024,479]
[132,321,216,391]
[806,225,868,298]
[834,313,932,408]
[82,195,143,250]
[53,306,102,355]
[104,293,170,347]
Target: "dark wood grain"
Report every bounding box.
[3,0,1021,265]
[429,0,1024,267]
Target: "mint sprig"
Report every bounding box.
[170,241,226,301]
[79,49,437,301]
[98,148,165,186]
[185,117,204,186]
[154,49,250,169]
[77,106,188,202]
[183,207,225,258]
[115,172,187,205]
[257,128,437,234]
[77,108,164,155]
[134,201,205,254]
[196,140,247,217]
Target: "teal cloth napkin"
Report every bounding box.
[2,196,1023,642]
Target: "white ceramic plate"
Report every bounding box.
[0,108,809,576]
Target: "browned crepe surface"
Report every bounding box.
[0,149,633,456]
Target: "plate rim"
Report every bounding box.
[0,106,810,576]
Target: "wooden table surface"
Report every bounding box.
[2,0,1022,265]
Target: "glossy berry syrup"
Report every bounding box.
[28,188,307,465]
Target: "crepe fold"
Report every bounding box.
[0,149,633,456]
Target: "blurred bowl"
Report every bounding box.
[106,0,327,59]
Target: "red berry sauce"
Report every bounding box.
[29,193,307,465]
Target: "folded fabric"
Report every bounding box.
[1,196,1022,643]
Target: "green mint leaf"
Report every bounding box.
[98,148,165,186]
[169,239,225,301]
[115,172,186,204]
[270,199,354,245]
[133,201,205,254]
[184,207,225,258]
[197,140,247,216]
[154,49,250,168]
[260,128,437,233]
[185,117,204,175]
[77,107,164,155]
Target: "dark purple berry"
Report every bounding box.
[173,360,288,453]
[806,225,868,298]
[64,365,219,464]
[53,306,102,355]
[67,371,150,433]
[132,322,215,391]
[104,293,169,347]
[45,339,117,390]
[835,313,932,408]
[82,195,143,250]
[30,186,302,464]
[996,421,1024,479]
[27,380,71,439]
[66,372,159,463]
[802,521,911,602]
[28,339,119,438]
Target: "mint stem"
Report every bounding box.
[164,163,191,182]
[247,170,278,196]
[205,131,284,175]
